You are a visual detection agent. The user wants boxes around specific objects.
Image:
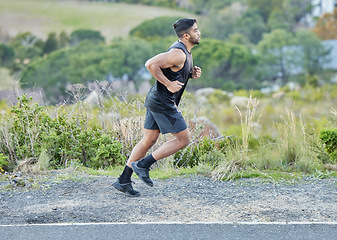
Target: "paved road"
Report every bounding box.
[2,222,337,240]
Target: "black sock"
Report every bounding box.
[119,165,133,184]
[137,154,157,169]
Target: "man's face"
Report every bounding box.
[187,23,201,45]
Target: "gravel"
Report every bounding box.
[1,171,336,225]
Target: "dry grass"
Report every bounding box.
[212,96,260,180]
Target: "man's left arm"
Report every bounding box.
[190,66,202,79]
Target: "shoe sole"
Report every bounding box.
[131,162,154,187]
[112,181,126,192]
[112,181,141,197]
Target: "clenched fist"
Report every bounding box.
[167,80,184,93]
[191,66,202,79]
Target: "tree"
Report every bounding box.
[129,16,181,40]
[21,38,153,103]
[201,3,246,40]
[43,32,58,54]
[70,29,105,46]
[0,44,15,67]
[10,32,41,49]
[267,9,292,31]
[8,32,43,73]
[100,38,153,82]
[295,29,331,76]
[282,0,312,23]
[246,0,283,22]
[59,31,70,48]
[257,29,296,84]
[21,49,73,103]
[313,7,337,40]
[191,38,256,89]
[236,7,267,44]
[189,0,234,14]
[227,33,250,45]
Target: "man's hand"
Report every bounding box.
[167,80,184,93]
[191,66,202,79]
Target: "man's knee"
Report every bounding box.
[149,138,158,147]
[179,131,191,148]
[142,129,160,148]
[185,135,192,147]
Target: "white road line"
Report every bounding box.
[1,221,337,227]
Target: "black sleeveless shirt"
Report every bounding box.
[144,41,193,113]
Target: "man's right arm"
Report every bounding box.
[145,49,186,93]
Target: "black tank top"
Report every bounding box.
[145,41,193,113]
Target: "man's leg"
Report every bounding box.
[113,129,160,196]
[132,128,191,186]
[126,129,160,167]
[120,128,160,182]
[152,128,191,160]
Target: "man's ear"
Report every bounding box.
[183,33,190,41]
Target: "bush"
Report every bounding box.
[320,128,337,163]
[0,95,125,170]
[173,136,229,168]
[0,153,8,172]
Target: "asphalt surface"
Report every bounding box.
[2,222,337,240]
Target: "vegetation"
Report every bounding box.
[0,0,337,180]
[21,38,153,103]
[320,128,337,163]
[0,95,127,170]
[313,7,337,40]
[129,16,181,40]
[1,87,337,180]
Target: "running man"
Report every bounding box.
[113,18,202,197]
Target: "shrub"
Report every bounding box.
[173,136,229,168]
[0,153,8,171]
[319,128,337,163]
[0,95,125,170]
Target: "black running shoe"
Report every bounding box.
[112,178,140,197]
[131,162,153,187]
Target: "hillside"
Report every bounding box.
[0,0,193,41]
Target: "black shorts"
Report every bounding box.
[144,108,187,134]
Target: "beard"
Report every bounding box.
[189,36,200,45]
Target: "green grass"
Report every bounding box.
[231,169,304,181]
[0,0,193,41]
[80,164,198,179]
[77,165,337,182]
[80,165,125,177]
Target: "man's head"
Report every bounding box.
[173,18,200,45]
[173,18,197,38]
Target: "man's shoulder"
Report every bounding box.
[169,41,186,51]
[167,41,187,59]
[166,48,186,62]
